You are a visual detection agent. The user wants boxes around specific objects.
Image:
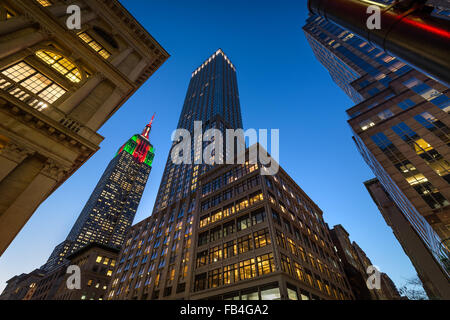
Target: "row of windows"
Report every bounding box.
[200,192,264,228]
[280,253,343,299]
[201,175,260,211]
[201,162,259,196]
[371,132,449,209]
[196,228,271,267]
[198,209,266,246]
[194,253,275,291]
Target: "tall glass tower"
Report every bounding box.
[153,49,243,212]
[43,120,155,270]
[303,12,450,284]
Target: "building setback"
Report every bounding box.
[43,120,155,271]
[0,0,169,256]
[365,178,450,299]
[303,10,450,283]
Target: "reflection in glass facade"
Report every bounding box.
[43,123,155,271]
[304,13,450,273]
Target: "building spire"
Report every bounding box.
[142,113,155,139]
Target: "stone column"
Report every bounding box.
[111,47,134,67]
[56,73,103,113]
[0,152,46,215]
[85,88,124,131]
[0,30,47,60]
[128,59,149,82]
[0,158,62,256]
[0,142,31,181]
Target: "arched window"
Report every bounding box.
[35,50,82,83]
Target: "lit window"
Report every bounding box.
[359,119,375,131]
[1,62,66,110]
[35,50,82,83]
[78,32,111,59]
[36,0,52,7]
[96,256,102,263]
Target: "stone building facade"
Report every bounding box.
[0,0,169,255]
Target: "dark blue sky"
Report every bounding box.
[0,0,418,291]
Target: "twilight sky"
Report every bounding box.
[0,0,419,292]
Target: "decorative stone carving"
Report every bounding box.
[0,142,34,164]
[41,158,69,181]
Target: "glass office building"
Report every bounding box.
[304,13,450,276]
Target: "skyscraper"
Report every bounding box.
[106,51,355,301]
[153,49,243,212]
[43,119,155,271]
[303,10,449,285]
[0,0,169,256]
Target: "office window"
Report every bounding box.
[271,210,281,226]
[275,230,286,249]
[223,263,238,285]
[287,286,299,300]
[392,122,450,183]
[360,119,375,131]
[256,253,275,275]
[260,286,280,300]
[237,214,251,231]
[251,209,266,225]
[280,254,292,275]
[397,98,416,110]
[294,262,305,281]
[210,226,222,242]
[414,112,450,145]
[198,232,208,246]
[223,220,236,237]
[253,229,270,248]
[209,245,222,263]
[208,268,222,288]
[249,192,263,205]
[223,240,237,259]
[237,234,253,254]
[194,273,207,292]
[371,132,450,209]
[199,215,210,228]
[241,289,259,300]
[377,109,394,120]
[239,258,256,280]
[196,250,208,267]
